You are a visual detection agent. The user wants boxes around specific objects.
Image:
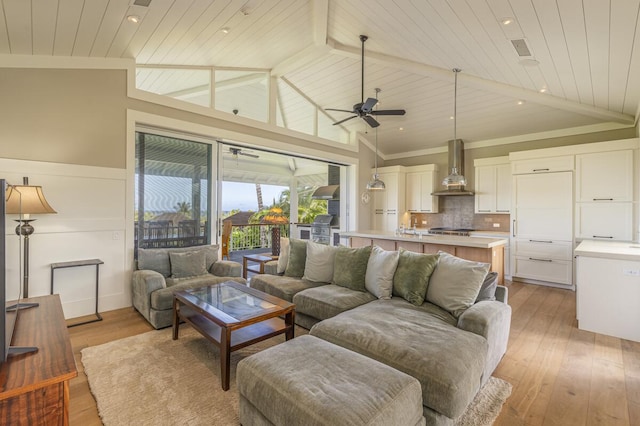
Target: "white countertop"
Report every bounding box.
[341,230,507,249]
[469,231,510,238]
[575,240,640,261]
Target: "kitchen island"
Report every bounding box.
[341,231,507,284]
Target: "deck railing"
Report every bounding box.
[230,223,290,252]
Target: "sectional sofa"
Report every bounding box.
[250,239,512,425]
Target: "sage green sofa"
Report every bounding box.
[132,245,245,329]
[250,241,511,426]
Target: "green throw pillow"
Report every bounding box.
[284,239,308,278]
[392,249,439,306]
[169,250,208,279]
[332,246,372,292]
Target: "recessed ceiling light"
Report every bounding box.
[127,15,140,23]
[449,116,454,120]
[539,87,548,93]
[501,17,515,25]
[399,127,404,131]
[517,100,525,105]
[221,27,230,34]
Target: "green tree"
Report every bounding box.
[175,201,191,215]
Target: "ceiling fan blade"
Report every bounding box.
[326,108,356,113]
[362,115,380,128]
[370,109,406,116]
[333,115,358,125]
[361,97,378,113]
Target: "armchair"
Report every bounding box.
[132,245,245,329]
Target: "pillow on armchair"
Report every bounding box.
[169,250,208,279]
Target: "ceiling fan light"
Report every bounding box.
[367,173,386,191]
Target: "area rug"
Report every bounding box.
[82,326,512,426]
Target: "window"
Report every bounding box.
[135,132,212,254]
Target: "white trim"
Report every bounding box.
[128,110,358,165]
[509,137,640,160]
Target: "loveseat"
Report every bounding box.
[132,245,245,329]
[250,239,512,425]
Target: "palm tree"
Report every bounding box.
[175,201,191,215]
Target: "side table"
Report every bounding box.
[50,258,104,327]
[243,254,277,279]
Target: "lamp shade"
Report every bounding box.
[5,185,57,215]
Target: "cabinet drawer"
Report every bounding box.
[575,203,633,241]
[513,239,573,260]
[513,257,573,285]
[511,155,574,174]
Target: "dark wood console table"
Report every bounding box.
[0,295,78,425]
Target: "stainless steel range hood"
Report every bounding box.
[432,139,474,196]
[311,184,340,200]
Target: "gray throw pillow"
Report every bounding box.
[426,252,490,318]
[284,239,307,278]
[392,249,439,306]
[476,272,498,302]
[332,246,372,292]
[365,246,400,299]
[169,250,208,279]
[303,241,338,283]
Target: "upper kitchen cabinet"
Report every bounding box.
[511,155,574,175]
[372,166,406,232]
[576,150,633,202]
[405,164,439,213]
[474,157,511,214]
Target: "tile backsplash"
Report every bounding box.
[409,196,511,231]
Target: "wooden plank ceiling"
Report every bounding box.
[1,0,639,156]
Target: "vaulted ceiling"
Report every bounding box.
[1,0,639,157]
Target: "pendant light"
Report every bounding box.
[442,68,467,187]
[366,88,385,191]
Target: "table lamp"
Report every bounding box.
[5,177,57,299]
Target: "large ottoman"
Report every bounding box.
[237,335,425,426]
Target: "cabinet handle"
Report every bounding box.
[592,198,614,201]
[478,209,491,212]
[529,257,553,262]
[512,220,516,237]
[532,168,550,172]
[529,239,553,243]
[593,235,614,239]
[496,209,510,212]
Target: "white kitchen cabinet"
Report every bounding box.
[371,167,406,232]
[511,155,574,175]
[405,164,438,213]
[512,171,574,287]
[575,203,633,241]
[575,240,640,342]
[576,150,633,202]
[474,157,511,214]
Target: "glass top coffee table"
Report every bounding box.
[172,281,295,391]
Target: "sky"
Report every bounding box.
[221,182,287,212]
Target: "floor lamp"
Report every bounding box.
[5,177,57,304]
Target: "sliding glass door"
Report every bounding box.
[135,132,213,255]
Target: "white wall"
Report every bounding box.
[2,159,129,319]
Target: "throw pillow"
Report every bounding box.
[303,241,338,283]
[284,239,307,278]
[169,250,208,279]
[426,252,490,318]
[476,271,498,302]
[392,249,439,306]
[277,237,290,274]
[365,246,400,299]
[332,246,372,292]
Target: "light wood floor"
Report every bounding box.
[67,280,640,425]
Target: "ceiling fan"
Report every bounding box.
[226,147,259,159]
[326,35,406,128]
